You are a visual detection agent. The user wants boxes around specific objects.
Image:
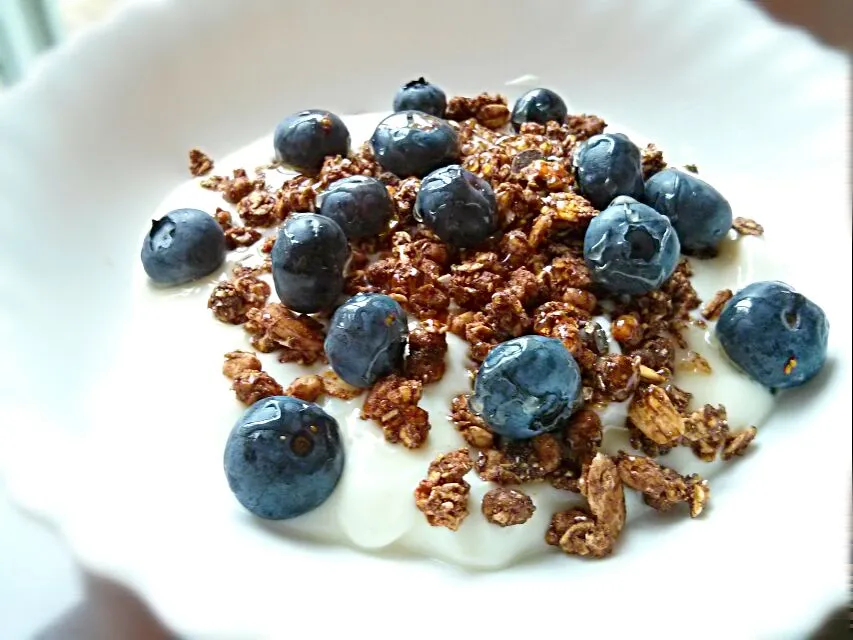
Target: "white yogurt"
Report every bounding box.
[138,112,775,568]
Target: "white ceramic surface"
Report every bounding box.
[0,0,850,638]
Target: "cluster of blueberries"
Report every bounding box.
[141,79,829,521]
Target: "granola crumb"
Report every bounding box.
[546,453,625,558]
[320,371,363,400]
[222,350,262,379]
[404,320,448,384]
[684,163,699,173]
[701,289,733,321]
[260,236,276,254]
[361,374,430,448]
[189,148,214,176]
[732,217,764,236]
[722,426,758,460]
[627,385,685,445]
[231,369,283,405]
[415,448,472,530]
[676,350,713,374]
[208,271,271,325]
[449,394,494,449]
[615,452,708,517]
[243,303,326,364]
[482,487,535,527]
[224,226,263,249]
[283,374,325,403]
[682,404,729,462]
[641,143,667,179]
[214,207,233,230]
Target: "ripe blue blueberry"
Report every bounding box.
[583,196,680,295]
[470,336,582,440]
[271,213,349,313]
[643,168,733,254]
[274,110,350,175]
[370,110,459,178]
[510,88,568,131]
[140,208,225,285]
[224,396,344,520]
[716,281,829,389]
[393,78,447,117]
[316,175,393,240]
[414,164,497,247]
[324,293,408,388]
[573,133,644,210]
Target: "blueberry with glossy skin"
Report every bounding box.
[316,176,393,240]
[414,165,497,247]
[370,110,459,178]
[716,281,829,389]
[470,335,582,440]
[393,78,447,117]
[573,133,644,210]
[510,88,568,131]
[274,110,350,175]
[224,396,344,520]
[271,213,349,313]
[643,168,733,254]
[324,293,408,388]
[140,208,225,285]
[583,196,680,295]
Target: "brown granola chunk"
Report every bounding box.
[701,289,733,321]
[283,374,325,403]
[450,394,494,449]
[445,93,510,129]
[426,448,473,483]
[405,321,448,384]
[732,217,764,236]
[208,271,271,325]
[722,426,758,460]
[676,350,713,374]
[682,404,729,462]
[260,236,276,254]
[593,354,640,403]
[546,453,626,558]
[214,208,233,230]
[627,385,686,445]
[565,114,606,140]
[615,452,709,517]
[415,448,473,530]
[320,371,363,400]
[189,148,214,176]
[243,303,325,364]
[414,481,470,531]
[224,226,263,249]
[219,169,255,204]
[482,488,535,527]
[222,350,262,379]
[232,370,283,405]
[611,314,643,348]
[237,190,278,227]
[476,434,561,485]
[361,375,430,448]
[640,143,666,179]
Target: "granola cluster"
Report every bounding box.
[196,89,762,559]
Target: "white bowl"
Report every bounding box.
[0,0,850,638]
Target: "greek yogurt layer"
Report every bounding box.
[138,112,774,569]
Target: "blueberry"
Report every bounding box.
[271,213,349,313]
[274,110,350,175]
[643,168,733,254]
[470,335,582,440]
[224,396,344,520]
[573,133,644,210]
[140,208,225,285]
[510,88,568,131]
[583,196,680,295]
[414,164,497,247]
[716,281,829,389]
[324,293,408,388]
[370,110,459,178]
[316,176,393,240]
[393,78,447,118]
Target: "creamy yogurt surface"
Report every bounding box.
[131,112,775,569]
